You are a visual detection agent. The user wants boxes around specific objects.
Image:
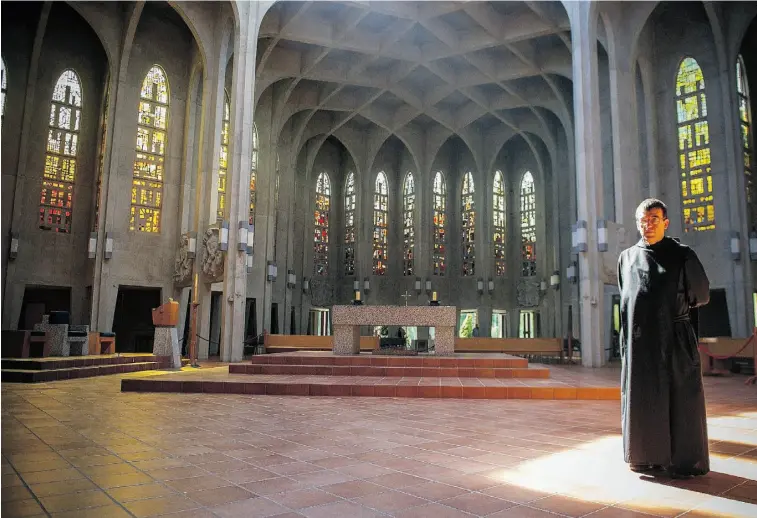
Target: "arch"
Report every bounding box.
[313,171,331,276]
[520,171,536,277]
[493,170,506,276]
[39,69,83,233]
[432,171,447,276]
[737,55,756,229]
[217,90,230,219]
[249,122,258,225]
[372,171,388,275]
[344,171,356,276]
[130,65,169,233]
[403,171,416,276]
[461,171,475,276]
[675,57,715,232]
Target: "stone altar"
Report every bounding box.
[332,305,457,356]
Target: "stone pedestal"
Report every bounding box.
[153,326,181,369]
[34,316,69,356]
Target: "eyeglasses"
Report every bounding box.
[638,216,664,226]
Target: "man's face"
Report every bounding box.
[636,207,669,245]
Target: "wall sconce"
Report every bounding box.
[238,221,248,252]
[488,279,494,293]
[219,220,229,251]
[415,277,422,294]
[88,232,97,259]
[247,224,255,252]
[550,270,560,290]
[353,279,360,291]
[597,219,608,252]
[540,280,548,293]
[363,277,370,293]
[9,231,19,260]
[731,231,741,261]
[187,231,197,258]
[567,262,577,283]
[267,260,277,282]
[573,220,588,253]
[750,231,757,261]
[104,232,114,260]
[477,278,484,293]
[425,279,432,294]
[287,269,296,289]
[302,277,310,293]
[246,251,253,273]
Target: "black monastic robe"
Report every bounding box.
[617,236,710,473]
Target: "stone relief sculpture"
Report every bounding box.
[516,279,541,307]
[201,227,224,282]
[310,278,333,307]
[173,233,194,286]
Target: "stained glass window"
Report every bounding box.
[737,56,755,229]
[313,172,330,276]
[130,65,168,232]
[344,172,356,276]
[373,171,388,275]
[461,171,475,276]
[217,92,230,219]
[1,58,6,121]
[676,57,715,232]
[403,172,415,276]
[40,70,82,233]
[94,85,110,232]
[249,124,258,226]
[432,171,446,276]
[493,170,506,276]
[520,171,536,276]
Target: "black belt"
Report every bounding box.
[673,314,690,322]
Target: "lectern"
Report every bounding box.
[152,299,182,369]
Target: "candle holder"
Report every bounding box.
[352,290,363,305]
[429,291,440,307]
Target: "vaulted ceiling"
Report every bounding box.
[256,1,573,145]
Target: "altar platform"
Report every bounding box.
[122,352,620,400]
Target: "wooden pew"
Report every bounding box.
[263,334,380,352]
[455,337,564,363]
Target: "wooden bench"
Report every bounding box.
[87,332,116,355]
[455,337,564,363]
[263,334,380,352]
[699,336,756,376]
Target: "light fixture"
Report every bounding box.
[540,280,548,292]
[415,277,422,294]
[267,261,277,282]
[567,262,577,284]
[363,277,370,292]
[88,232,97,259]
[104,232,114,260]
[550,270,560,290]
[302,277,310,293]
[246,251,253,273]
[287,269,296,289]
[353,279,360,291]
[731,231,741,261]
[573,220,588,253]
[477,278,484,293]
[750,231,757,261]
[219,220,229,251]
[425,279,432,294]
[188,231,197,258]
[238,221,248,252]
[247,224,255,252]
[9,232,19,260]
[488,279,494,293]
[597,219,608,252]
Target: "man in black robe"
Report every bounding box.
[617,198,710,478]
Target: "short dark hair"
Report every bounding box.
[635,198,668,220]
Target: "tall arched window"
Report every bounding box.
[737,55,755,229]
[373,171,388,275]
[217,92,230,219]
[493,170,506,276]
[461,171,475,276]
[40,70,82,233]
[1,58,7,121]
[344,172,356,276]
[131,65,168,232]
[676,57,715,232]
[313,172,330,275]
[403,172,415,276]
[520,171,536,277]
[249,124,258,226]
[432,171,446,276]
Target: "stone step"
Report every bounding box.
[2,361,163,383]
[250,352,529,369]
[1,354,170,370]
[231,363,549,379]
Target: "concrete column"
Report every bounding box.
[569,2,606,367]
[219,6,259,362]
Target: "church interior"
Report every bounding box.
[2,1,757,517]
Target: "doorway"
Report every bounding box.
[18,286,72,330]
[491,310,509,338]
[208,291,222,356]
[458,310,478,337]
[112,286,161,353]
[308,308,330,336]
[519,310,540,338]
[610,295,620,359]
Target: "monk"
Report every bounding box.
[617,198,710,478]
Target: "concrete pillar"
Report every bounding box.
[569,2,606,367]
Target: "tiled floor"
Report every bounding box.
[2,368,756,517]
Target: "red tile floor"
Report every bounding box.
[2,367,756,517]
